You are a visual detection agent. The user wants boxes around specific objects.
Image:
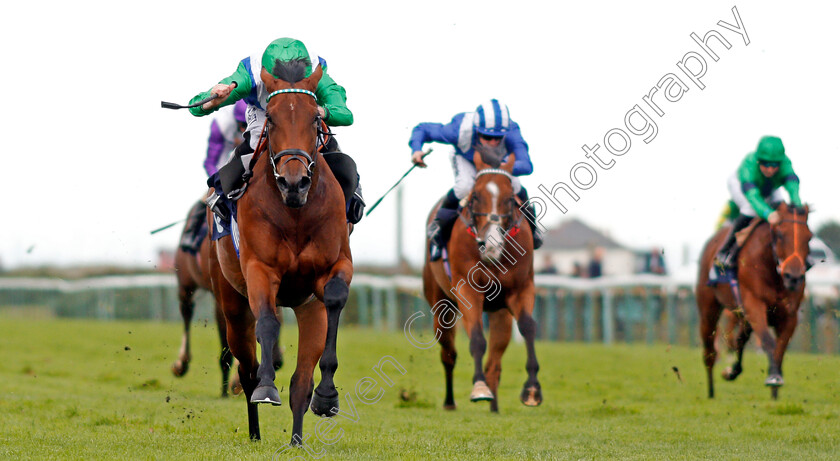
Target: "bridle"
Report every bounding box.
[770,209,809,276]
[461,168,524,243]
[259,88,331,183]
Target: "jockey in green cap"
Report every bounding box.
[715,136,803,270]
[188,37,365,226]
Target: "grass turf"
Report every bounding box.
[1,315,838,460]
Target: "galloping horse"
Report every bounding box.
[207,62,352,443]
[422,145,541,412]
[170,201,282,397]
[696,203,811,399]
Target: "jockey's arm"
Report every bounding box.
[504,125,533,176]
[315,70,353,127]
[779,159,802,206]
[188,60,253,117]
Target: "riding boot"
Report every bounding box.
[428,189,460,261]
[179,200,207,252]
[517,187,543,249]
[715,214,752,270]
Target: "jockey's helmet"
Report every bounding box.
[262,38,315,79]
[755,136,785,163]
[474,99,510,138]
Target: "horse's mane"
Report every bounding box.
[270,58,311,84]
[474,142,507,168]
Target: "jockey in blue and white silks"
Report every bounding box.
[409,99,541,261]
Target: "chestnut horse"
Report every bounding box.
[207,62,352,443]
[696,203,811,399]
[422,146,541,413]
[170,201,282,397]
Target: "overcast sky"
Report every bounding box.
[2,0,838,272]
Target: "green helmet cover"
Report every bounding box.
[755,136,785,162]
[261,38,313,78]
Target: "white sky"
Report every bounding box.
[1,0,838,271]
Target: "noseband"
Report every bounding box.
[770,210,808,276]
[263,88,325,182]
[462,168,523,242]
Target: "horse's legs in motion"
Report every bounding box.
[311,276,350,416]
[768,310,798,399]
[484,310,512,413]
[741,291,781,396]
[214,268,261,440]
[213,300,233,397]
[172,282,196,377]
[289,300,327,445]
[697,286,723,398]
[722,317,752,381]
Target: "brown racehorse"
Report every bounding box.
[422,146,541,413]
[170,201,282,397]
[696,203,811,399]
[207,62,352,444]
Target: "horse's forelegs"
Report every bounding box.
[767,313,798,399]
[311,277,348,416]
[171,286,195,377]
[485,310,512,413]
[251,309,282,406]
[517,311,542,407]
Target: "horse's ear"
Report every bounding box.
[302,64,323,92]
[501,153,516,173]
[260,67,278,91]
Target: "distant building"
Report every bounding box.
[536,218,636,276]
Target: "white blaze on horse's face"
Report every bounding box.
[481,181,505,263]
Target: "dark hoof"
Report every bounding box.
[171,360,188,377]
[520,384,542,407]
[310,390,340,416]
[250,385,282,406]
[721,365,741,381]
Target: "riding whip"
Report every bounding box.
[365,149,432,216]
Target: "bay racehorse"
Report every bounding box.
[207,62,352,444]
[696,203,811,399]
[422,145,541,412]
[170,200,282,397]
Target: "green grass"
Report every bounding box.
[1,315,839,460]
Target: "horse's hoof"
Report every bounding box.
[765,374,784,387]
[310,390,340,417]
[171,360,188,377]
[721,367,737,381]
[250,385,282,406]
[443,402,457,411]
[520,385,542,407]
[470,381,494,402]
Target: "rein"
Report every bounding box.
[771,211,808,275]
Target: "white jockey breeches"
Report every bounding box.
[728,172,786,217]
[451,152,521,200]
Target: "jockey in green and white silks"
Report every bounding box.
[716,136,803,270]
[188,37,364,225]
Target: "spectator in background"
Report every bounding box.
[642,247,667,275]
[588,247,604,278]
[537,254,558,275]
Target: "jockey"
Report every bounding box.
[409,99,543,261]
[187,37,365,225]
[715,135,803,270]
[179,100,248,252]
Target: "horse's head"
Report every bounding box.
[770,203,811,291]
[261,61,323,208]
[468,143,518,262]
